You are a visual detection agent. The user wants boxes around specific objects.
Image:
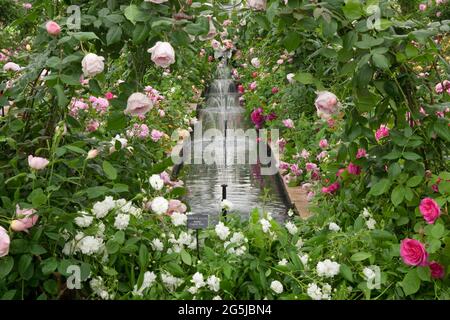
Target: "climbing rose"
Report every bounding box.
[0,226,10,257]
[28,155,49,170]
[419,198,441,224]
[247,0,267,11]
[81,53,105,77]
[237,84,245,94]
[86,120,100,132]
[356,148,367,159]
[45,21,61,36]
[429,261,445,279]
[147,42,175,68]
[251,58,260,68]
[419,3,427,11]
[315,91,339,118]
[124,93,153,116]
[319,139,328,149]
[251,108,265,129]
[249,81,257,91]
[322,181,340,194]
[400,238,428,266]
[375,124,389,141]
[23,3,32,9]
[167,200,187,215]
[347,163,361,175]
[151,129,164,142]
[435,80,450,93]
[11,206,38,232]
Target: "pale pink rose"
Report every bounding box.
[419,198,441,224]
[247,0,267,11]
[46,21,61,36]
[0,226,10,257]
[11,205,38,232]
[211,39,221,50]
[81,53,105,77]
[124,93,153,116]
[249,82,257,91]
[290,164,302,176]
[356,148,367,159]
[277,59,284,65]
[167,199,187,215]
[159,109,165,117]
[91,97,109,114]
[316,151,328,160]
[279,161,290,170]
[147,42,175,68]
[223,19,232,26]
[435,80,450,93]
[138,124,150,139]
[301,149,310,159]
[315,91,339,117]
[319,139,328,149]
[306,191,315,202]
[400,238,428,266]
[86,149,99,159]
[437,11,442,17]
[3,62,21,72]
[251,57,260,68]
[305,163,317,172]
[419,3,427,11]
[160,171,171,184]
[282,119,294,128]
[151,129,164,142]
[375,124,389,141]
[86,120,100,132]
[23,3,32,9]
[28,155,49,170]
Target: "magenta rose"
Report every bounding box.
[347,163,361,175]
[429,261,445,279]
[419,198,441,224]
[400,238,429,266]
[251,108,265,129]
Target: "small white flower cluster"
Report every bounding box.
[149,174,164,190]
[224,232,248,256]
[316,259,340,278]
[299,253,309,268]
[167,231,197,253]
[362,208,377,230]
[307,283,332,300]
[285,221,298,235]
[278,258,288,266]
[270,280,283,294]
[171,211,187,227]
[188,272,221,294]
[151,238,164,251]
[90,277,111,299]
[328,222,341,232]
[92,196,116,218]
[161,272,184,291]
[220,199,233,211]
[215,221,230,240]
[74,211,93,228]
[132,271,157,296]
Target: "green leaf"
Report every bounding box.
[1,290,17,300]
[340,264,354,282]
[124,5,147,24]
[139,244,149,268]
[401,269,421,296]
[343,0,363,20]
[431,223,445,239]
[60,74,81,86]
[54,84,68,108]
[72,32,99,41]
[30,244,47,255]
[102,161,118,180]
[403,152,422,161]
[180,249,192,266]
[106,25,122,45]
[416,266,431,282]
[372,53,390,70]
[28,188,47,208]
[391,185,405,206]
[350,252,372,261]
[113,231,125,244]
[283,32,301,51]
[18,254,33,277]
[370,178,391,196]
[132,23,150,44]
[41,258,58,275]
[106,240,120,254]
[407,176,423,187]
[294,73,315,85]
[0,257,14,279]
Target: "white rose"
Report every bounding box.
[151,197,169,215]
[147,42,175,68]
[124,92,153,116]
[270,280,283,294]
[149,174,164,190]
[144,0,168,3]
[81,53,105,77]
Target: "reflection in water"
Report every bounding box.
[182,65,287,223]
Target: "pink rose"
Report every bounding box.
[86,149,99,160]
[319,139,328,149]
[237,84,245,94]
[46,21,61,36]
[272,87,279,94]
[125,93,153,116]
[167,199,187,215]
[151,129,164,142]
[282,119,294,129]
[105,92,115,100]
[306,191,315,202]
[86,120,100,132]
[251,108,265,129]
[290,164,302,176]
[347,163,361,175]
[400,238,428,266]
[279,161,290,170]
[315,91,339,118]
[249,82,257,91]
[147,42,175,68]
[322,181,340,194]
[28,155,49,170]
[429,261,445,279]
[419,3,427,11]
[11,205,38,232]
[375,124,389,141]
[23,3,32,9]
[305,163,317,172]
[419,198,441,224]
[0,226,10,257]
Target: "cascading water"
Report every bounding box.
[181,62,288,222]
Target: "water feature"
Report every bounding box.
[180,62,288,222]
